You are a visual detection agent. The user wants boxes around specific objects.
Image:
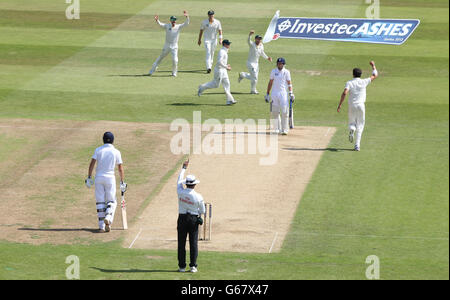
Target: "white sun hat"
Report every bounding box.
[184,175,200,185]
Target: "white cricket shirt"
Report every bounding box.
[270,67,291,94]
[157,18,189,49]
[200,19,222,42]
[214,47,229,71]
[247,37,268,64]
[345,77,372,105]
[92,144,123,178]
[177,169,206,215]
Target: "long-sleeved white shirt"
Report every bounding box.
[214,47,229,71]
[177,168,206,215]
[247,36,268,64]
[157,17,189,49]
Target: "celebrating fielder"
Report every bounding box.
[265,58,295,135]
[197,39,236,105]
[337,61,379,151]
[238,30,272,94]
[85,132,127,232]
[148,11,190,77]
[198,10,223,73]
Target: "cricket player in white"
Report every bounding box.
[177,159,206,273]
[337,61,379,151]
[85,132,127,232]
[238,30,272,94]
[197,39,236,105]
[265,58,295,135]
[198,10,223,73]
[149,11,189,77]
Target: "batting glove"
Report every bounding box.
[120,181,128,193]
[265,94,271,103]
[289,93,295,102]
[85,177,94,188]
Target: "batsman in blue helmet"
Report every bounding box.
[265,57,295,135]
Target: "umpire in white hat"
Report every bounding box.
[176,159,205,273]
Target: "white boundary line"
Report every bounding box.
[268,232,278,253]
[128,228,142,249]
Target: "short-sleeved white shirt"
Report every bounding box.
[270,67,291,94]
[345,77,372,105]
[200,19,222,42]
[92,144,123,178]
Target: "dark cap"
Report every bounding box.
[222,39,231,45]
[255,35,262,39]
[103,132,114,144]
[207,10,215,15]
[170,16,177,21]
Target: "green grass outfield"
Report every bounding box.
[0,0,448,280]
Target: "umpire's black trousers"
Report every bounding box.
[177,213,199,269]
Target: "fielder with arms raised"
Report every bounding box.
[85,132,127,232]
[238,30,272,94]
[148,11,190,77]
[176,159,205,273]
[265,58,295,135]
[337,61,379,151]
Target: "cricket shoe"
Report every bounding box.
[98,228,106,233]
[250,91,259,95]
[178,268,186,273]
[190,267,198,273]
[172,73,177,77]
[354,145,360,151]
[280,131,288,136]
[349,129,355,143]
[226,100,237,105]
[206,69,211,74]
[104,216,112,232]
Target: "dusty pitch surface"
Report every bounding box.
[0,119,181,245]
[125,126,336,253]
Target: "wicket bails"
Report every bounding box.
[199,202,212,241]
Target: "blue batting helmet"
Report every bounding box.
[277,57,286,64]
[103,132,114,144]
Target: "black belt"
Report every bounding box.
[179,213,198,216]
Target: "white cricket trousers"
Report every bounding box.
[150,46,178,75]
[199,69,235,103]
[204,40,217,70]
[271,92,289,134]
[348,103,366,147]
[240,62,259,93]
[95,176,117,229]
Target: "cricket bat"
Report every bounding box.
[289,99,294,129]
[121,191,128,230]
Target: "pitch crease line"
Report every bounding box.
[128,228,142,249]
[269,232,278,253]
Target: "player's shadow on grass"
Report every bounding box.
[18,228,101,233]
[282,147,354,152]
[90,267,178,273]
[109,74,174,78]
[167,102,229,107]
